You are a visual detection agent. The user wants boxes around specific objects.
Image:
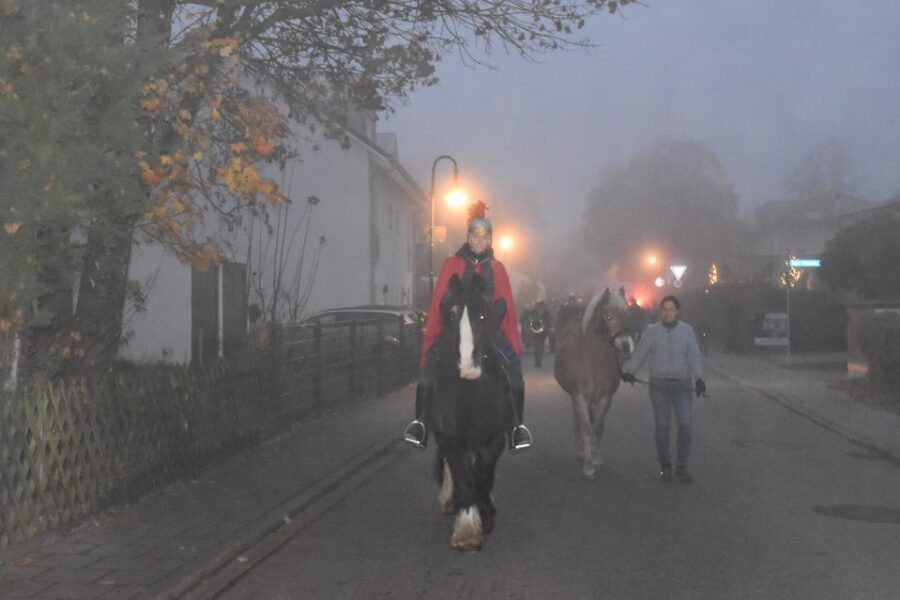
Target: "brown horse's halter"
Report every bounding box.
[601,312,650,386]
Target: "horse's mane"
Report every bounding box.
[582,288,627,334]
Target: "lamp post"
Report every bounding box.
[429,155,460,302]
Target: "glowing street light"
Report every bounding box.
[497,235,515,252]
[444,189,468,209]
[647,255,658,266]
[654,276,666,288]
[429,155,461,301]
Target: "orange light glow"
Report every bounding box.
[497,235,515,251]
[444,189,468,209]
[647,255,658,266]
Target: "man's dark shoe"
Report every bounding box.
[403,420,428,448]
[676,466,693,484]
[659,463,673,482]
[510,424,533,450]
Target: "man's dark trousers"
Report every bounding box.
[648,378,693,468]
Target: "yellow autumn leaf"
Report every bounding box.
[179,109,192,121]
[140,97,161,112]
[192,151,204,161]
[156,79,169,95]
[159,154,174,166]
[229,142,247,154]
[4,222,22,235]
[0,318,13,333]
[211,108,222,121]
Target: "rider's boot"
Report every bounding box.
[509,384,533,451]
[403,383,432,449]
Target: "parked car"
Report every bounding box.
[296,306,424,372]
[300,305,422,328]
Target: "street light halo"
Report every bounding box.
[444,189,468,209]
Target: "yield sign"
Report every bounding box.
[670,265,687,281]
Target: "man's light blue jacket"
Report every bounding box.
[623,321,704,381]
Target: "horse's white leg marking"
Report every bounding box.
[438,461,454,515]
[458,307,482,380]
[451,506,484,552]
[573,394,595,479]
[572,395,585,461]
[591,395,613,467]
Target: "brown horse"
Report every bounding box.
[553,287,633,479]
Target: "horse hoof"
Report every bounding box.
[452,537,483,552]
[452,507,484,552]
[581,464,597,480]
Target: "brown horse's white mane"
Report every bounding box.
[582,288,627,334]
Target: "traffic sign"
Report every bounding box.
[670,265,687,280]
[789,258,821,268]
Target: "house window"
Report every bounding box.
[191,262,248,364]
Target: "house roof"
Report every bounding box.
[343,126,427,211]
[836,195,900,224]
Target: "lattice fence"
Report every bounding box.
[0,317,421,548]
[0,354,276,548]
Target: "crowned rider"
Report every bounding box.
[403,201,533,451]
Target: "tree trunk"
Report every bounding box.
[71,218,136,371]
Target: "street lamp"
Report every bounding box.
[444,189,468,209]
[429,155,460,302]
[497,235,515,252]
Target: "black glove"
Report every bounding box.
[622,372,636,385]
[695,379,706,397]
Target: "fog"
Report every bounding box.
[386,1,900,253]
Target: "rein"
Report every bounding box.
[599,316,650,386]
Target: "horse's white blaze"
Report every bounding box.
[616,334,635,357]
[458,307,482,379]
[451,506,483,551]
[438,461,454,515]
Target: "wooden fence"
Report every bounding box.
[0,317,421,548]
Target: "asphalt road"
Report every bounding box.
[215,362,900,600]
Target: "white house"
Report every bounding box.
[119,111,426,364]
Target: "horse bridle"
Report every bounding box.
[600,311,649,386]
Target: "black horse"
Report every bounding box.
[429,273,509,552]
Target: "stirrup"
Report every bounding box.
[510,424,533,451]
[403,420,428,449]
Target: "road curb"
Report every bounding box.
[147,435,403,600]
[708,363,900,467]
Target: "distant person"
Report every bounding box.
[248,304,269,350]
[696,319,710,356]
[627,300,650,343]
[556,295,584,339]
[621,295,706,484]
[528,301,553,368]
[403,201,533,451]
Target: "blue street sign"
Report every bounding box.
[789,258,821,269]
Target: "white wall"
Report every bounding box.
[371,165,416,306]
[122,115,429,363]
[119,242,192,364]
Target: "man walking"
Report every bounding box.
[528,301,553,368]
[622,296,706,483]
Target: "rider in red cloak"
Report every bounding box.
[403,201,533,451]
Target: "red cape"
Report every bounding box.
[421,256,522,365]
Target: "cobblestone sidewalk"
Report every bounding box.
[0,386,413,600]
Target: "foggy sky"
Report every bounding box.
[385,1,900,238]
